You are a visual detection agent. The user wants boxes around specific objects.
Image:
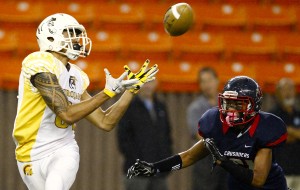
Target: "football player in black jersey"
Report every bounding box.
[127,76,289,190]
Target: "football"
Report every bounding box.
[163,3,194,36]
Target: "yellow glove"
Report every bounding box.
[124,59,159,94]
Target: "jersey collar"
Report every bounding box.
[222,114,260,137]
[248,114,260,137]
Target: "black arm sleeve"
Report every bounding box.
[220,159,254,185]
[153,154,182,173]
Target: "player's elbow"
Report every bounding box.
[57,113,77,125]
[252,168,269,187]
[88,117,116,132]
[252,177,266,187]
[61,117,76,125]
[99,124,114,132]
[95,122,116,132]
[98,116,120,132]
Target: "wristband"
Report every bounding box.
[153,154,182,173]
[103,89,115,98]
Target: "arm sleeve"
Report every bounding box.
[259,115,287,148]
[21,53,59,93]
[22,52,58,79]
[198,109,216,138]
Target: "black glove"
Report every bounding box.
[127,159,157,179]
[204,138,227,172]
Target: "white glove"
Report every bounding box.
[103,68,139,98]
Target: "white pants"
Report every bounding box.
[17,141,80,190]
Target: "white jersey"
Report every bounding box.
[13,51,89,162]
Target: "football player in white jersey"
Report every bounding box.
[12,13,158,190]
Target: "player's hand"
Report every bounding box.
[204,138,227,172]
[124,59,159,94]
[103,68,139,98]
[127,159,157,179]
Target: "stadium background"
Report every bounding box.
[0,0,299,189]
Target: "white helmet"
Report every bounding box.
[36,13,92,60]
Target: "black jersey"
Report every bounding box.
[198,107,288,190]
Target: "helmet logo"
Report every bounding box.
[47,17,57,34]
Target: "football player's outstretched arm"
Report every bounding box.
[127,138,210,178]
[83,60,159,131]
[32,71,134,126]
[179,138,210,168]
[32,72,110,124]
[81,90,135,132]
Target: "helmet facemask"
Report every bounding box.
[60,25,91,60]
[218,91,256,127]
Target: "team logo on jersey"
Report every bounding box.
[69,76,77,89]
[23,164,33,176]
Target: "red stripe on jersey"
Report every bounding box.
[266,133,287,147]
[198,123,204,137]
[222,123,230,134]
[249,114,260,137]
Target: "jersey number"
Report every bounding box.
[54,101,75,129]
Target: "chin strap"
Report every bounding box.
[66,51,79,60]
[58,43,84,60]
